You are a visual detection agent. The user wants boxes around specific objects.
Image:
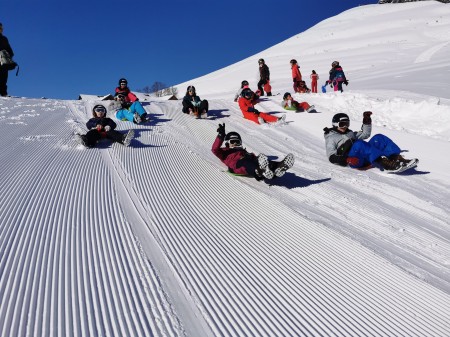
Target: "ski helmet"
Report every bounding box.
[241,88,254,99]
[258,58,265,64]
[290,59,297,64]
[332,113,350,128]
[283,92,291,100]
[92,104,107,116]
[119,78,128,86]
[331,61,339,67]
[225,131,242,147]
[187,85,196,93]
[241,80,249,88]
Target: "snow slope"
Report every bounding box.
[1,2,450,337]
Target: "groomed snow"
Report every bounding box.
[1,2,450,336]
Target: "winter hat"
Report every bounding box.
[258,58,265,64]
[241,80,249,88]
[119,78,128,86]
[283,92,291,100]
[187,85,196,93]
[290,59,297,64]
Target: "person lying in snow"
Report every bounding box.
[115,93,149,124]
[281,92,316,113]
[212,123,294,181]
[114,78,138,103]
[238,88,285,125]
[182,85,209,117]
[324,111,418,172]
[77,104,134,148]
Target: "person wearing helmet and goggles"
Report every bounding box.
[114,78,138,103]
[76,104,134,148]
[324,111,418,172]
[212,123,294,181]
[238,88,285,125]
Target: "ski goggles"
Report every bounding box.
[229,139,241,146]
[93,106,107,114]
[338,121,350,128]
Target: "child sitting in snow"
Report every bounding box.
[114,78,138,103]
[114,93,149,124]
[238,88,285,125]
[77,104,134,148]
[212,123,294,181]
[182,85,209,117]
[281,92,317,113]
[324,111,418,172]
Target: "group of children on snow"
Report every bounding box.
[216,58,416,178]
[78,58,417,178]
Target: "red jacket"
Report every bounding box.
[310,73,319,83]
[292,65,302,82]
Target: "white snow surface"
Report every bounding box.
[1,2,450,337]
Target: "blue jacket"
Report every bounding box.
[329,66,346,82]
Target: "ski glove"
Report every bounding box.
[217,123,226,139]
[363,111,372,125]
[249,108,260,115]
[104,125,111,132]
[344,80,349,86]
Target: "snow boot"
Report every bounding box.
[256,154,274,179]
[306,105,317,113]
[133,113,142,124]
[389,154,413,164]
[377,156,402,171]
[276,114,286,124]
[274,153,295,177]
[140,112,150,123]
[122,129,135,147]
[257,154,269,170]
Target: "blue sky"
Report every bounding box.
[2,0,375,99]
